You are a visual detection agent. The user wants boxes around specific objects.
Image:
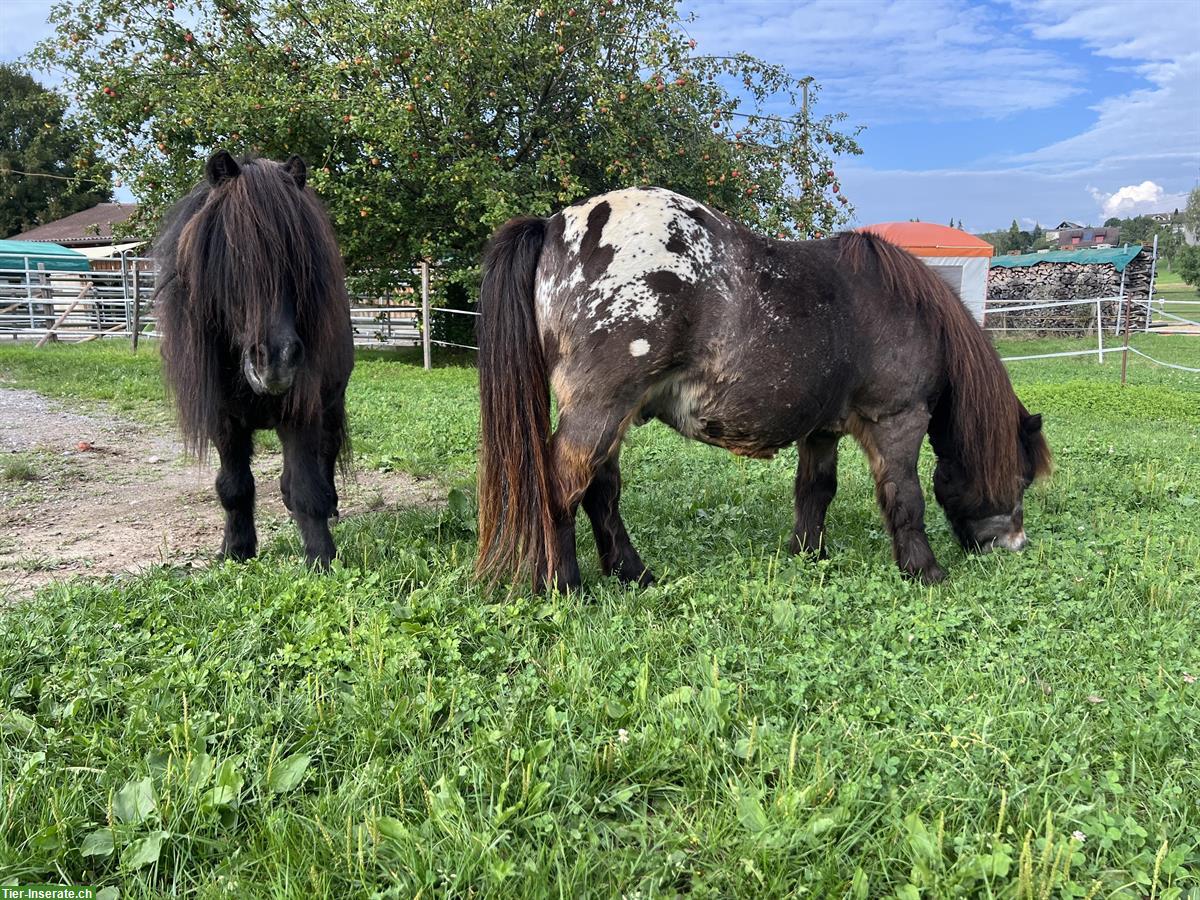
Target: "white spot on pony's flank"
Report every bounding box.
[629,338,650,357]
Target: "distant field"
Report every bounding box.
[1152,270,1200,323]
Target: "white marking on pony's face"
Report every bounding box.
[994,528,1027,552]
[629,338,650,357]
[966,512,1026,553]
[560,187,717,331]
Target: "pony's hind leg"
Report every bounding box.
[791,431,840,557]
[582,451,654,587]
[540,406,633,592]
[214,421,257,561]
[278,421,337,568]
[853,410,946,584]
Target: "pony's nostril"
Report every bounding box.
[275,339,303,369]
[286,340,304,366]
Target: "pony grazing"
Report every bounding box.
[476,187,1050,590]
[155,150,354,567]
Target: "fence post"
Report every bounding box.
[131,265,141,352]
[1120,286,1134,385]
[421,260,431,371]
[1095,299,1104,363]
[1114,267,1127,335]
[24,257,35,331]
[1144,234,1158,333]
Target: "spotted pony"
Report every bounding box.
[476,187,1050,590]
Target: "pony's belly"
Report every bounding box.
[641,373,803,459]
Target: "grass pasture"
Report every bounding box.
[1,339,1198,898]
[1152,271,1200,322]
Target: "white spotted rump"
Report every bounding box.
[558,187,717,332]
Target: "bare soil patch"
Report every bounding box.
[0,387,438,600]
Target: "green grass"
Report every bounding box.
[1,458,38,483]
[1153,270,1200,316]
[1,339,1198,898]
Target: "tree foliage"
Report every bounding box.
[1100,213,1186,267]
[0,63,113,239]
[35,0,861,283]
[1176,244,1200,287]
[1179,188,1200,236]
[976,219,1044,255]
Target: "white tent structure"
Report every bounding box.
[859,222,993,324]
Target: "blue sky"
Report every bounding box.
[682,0,1200,230]
[4,0,1198,230]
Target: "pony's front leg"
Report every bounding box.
[791,431,840,557]
[278,422,337,568]
[857,411,946,584]
[214,421,257,561]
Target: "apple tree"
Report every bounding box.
[36,0,861,284]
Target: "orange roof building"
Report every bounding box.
[859,222,993,322]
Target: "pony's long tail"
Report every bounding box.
[475,216,556,587]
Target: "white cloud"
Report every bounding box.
[1003,0,1199,174]
[1089,181,1186,219]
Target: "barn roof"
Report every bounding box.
[11,203,140,247]
[990,245,1144,272]
[859,222,993,258]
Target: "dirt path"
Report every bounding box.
[0,387,438,600]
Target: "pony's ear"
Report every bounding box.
[205,150,240,186]
[284,155,307,189]
[1021,413,1043,435]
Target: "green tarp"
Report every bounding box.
[0,240,91,273]
[989,245,1143,272]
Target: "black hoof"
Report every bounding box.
[789,536,829,559]
[534,570,582,594]
[304,548,335,570]
[614,565,656,588]
[904,564,946,585]
[219,543,256,563]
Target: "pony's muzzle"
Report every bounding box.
[995,529,1027,552]
[243,338,304,396]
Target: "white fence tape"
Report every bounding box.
[1000,348,1113,362]
[1125,347,1200,373]
[986,296,1120,314]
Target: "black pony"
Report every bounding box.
[477,187,1051,589]
[155,151,354,566]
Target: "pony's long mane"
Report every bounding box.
[838,231,1029,503]
[155,157,351,457]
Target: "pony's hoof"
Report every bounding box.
[534,571,582,594]
[304,552,334,571]
[615,566,656,588]
[920,565,947,585]
[789,536,829,559]
[219,544,256,563]
[900,562,946,584]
